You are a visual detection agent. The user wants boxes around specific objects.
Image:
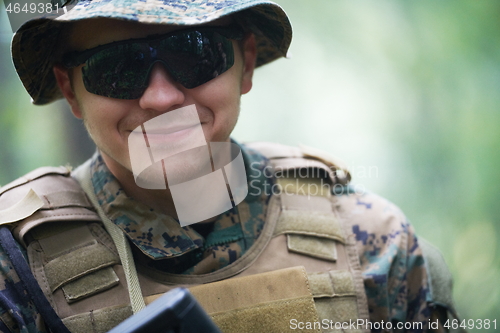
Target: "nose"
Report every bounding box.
[139,63,185,111]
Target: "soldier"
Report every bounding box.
[0,0,459,332]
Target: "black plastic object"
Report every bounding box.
[107,288,221,333]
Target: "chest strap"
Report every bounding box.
[72,159,147,315]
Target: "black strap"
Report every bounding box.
[0,227,71,333]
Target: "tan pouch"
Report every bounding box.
[27,222,121,309]
[146,266,321,333]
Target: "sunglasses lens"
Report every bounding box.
[161,31,235,89]
[80,29,237,99]
[82,44,150,99]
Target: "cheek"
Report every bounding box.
[205,63,244,108]
[199,74,241,119]
[75,90,131,146]
[73,74,128,128]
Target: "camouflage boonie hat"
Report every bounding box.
[11,0,292,105]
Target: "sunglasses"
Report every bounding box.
[63,25,244,99]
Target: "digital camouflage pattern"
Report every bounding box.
[92,142,272,275]
[11,0,292,105]
[0,244,45,332]
[340,190,432,330]
[0,143,436,332]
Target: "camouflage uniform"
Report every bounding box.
[0,142,436,332]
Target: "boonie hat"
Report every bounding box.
[11,0,292,105]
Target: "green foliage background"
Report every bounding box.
[1,0,499,330]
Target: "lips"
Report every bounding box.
[144,123,202,143]
[128,105,209,163]
[145,123,199,136]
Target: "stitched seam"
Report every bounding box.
[90,310,97,333]
[275,230,345,242]
[43,195,52,209]
[33,212,98,217]
[301,266,312,297]
[29,244,57,311]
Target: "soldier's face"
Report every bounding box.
[54,18,256,177]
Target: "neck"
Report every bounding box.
[99,141,235,223]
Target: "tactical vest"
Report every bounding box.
[0,143,402,333]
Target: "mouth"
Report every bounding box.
[129,122,207,164]
[144,123,202,143]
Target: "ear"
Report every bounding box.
[53,64,83,119]
[240,33,257,95]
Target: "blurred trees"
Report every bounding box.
[1,0,499,329]
[0,4,94,185]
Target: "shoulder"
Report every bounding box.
[334,190,414,260]
[0,167,67,332]
[0,166,98,332]
[246,141,437,320]
[244,141,411,237]
[333,189,422,279]
[245,141,406,231]
[243,141,351,185]
[0,166,73,209]
[0,165,99,246]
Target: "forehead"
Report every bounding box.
[69,16,233,51]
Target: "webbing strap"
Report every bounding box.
[0,227,71,333]
[72,160,146,314]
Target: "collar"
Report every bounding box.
[90,141,272,271]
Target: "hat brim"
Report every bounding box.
[11,0,292,105]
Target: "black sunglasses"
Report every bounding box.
[63,25,244,99]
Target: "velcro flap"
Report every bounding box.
[308,270,356,298]
[212,296,320,333]
[276,177,331,197]
[62,267,120,303]
[187,266,320,333]
[189,266,313,314]
[280,193,332,212]
[308,272,335,297]
[274,210,345,243]
[35,223,93,256]
[63,304,132,333]
[315,297,360,329]
[308,270,360,332]
[44,241,119,292]
[330,270,356,296]
[287,234,338,261]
